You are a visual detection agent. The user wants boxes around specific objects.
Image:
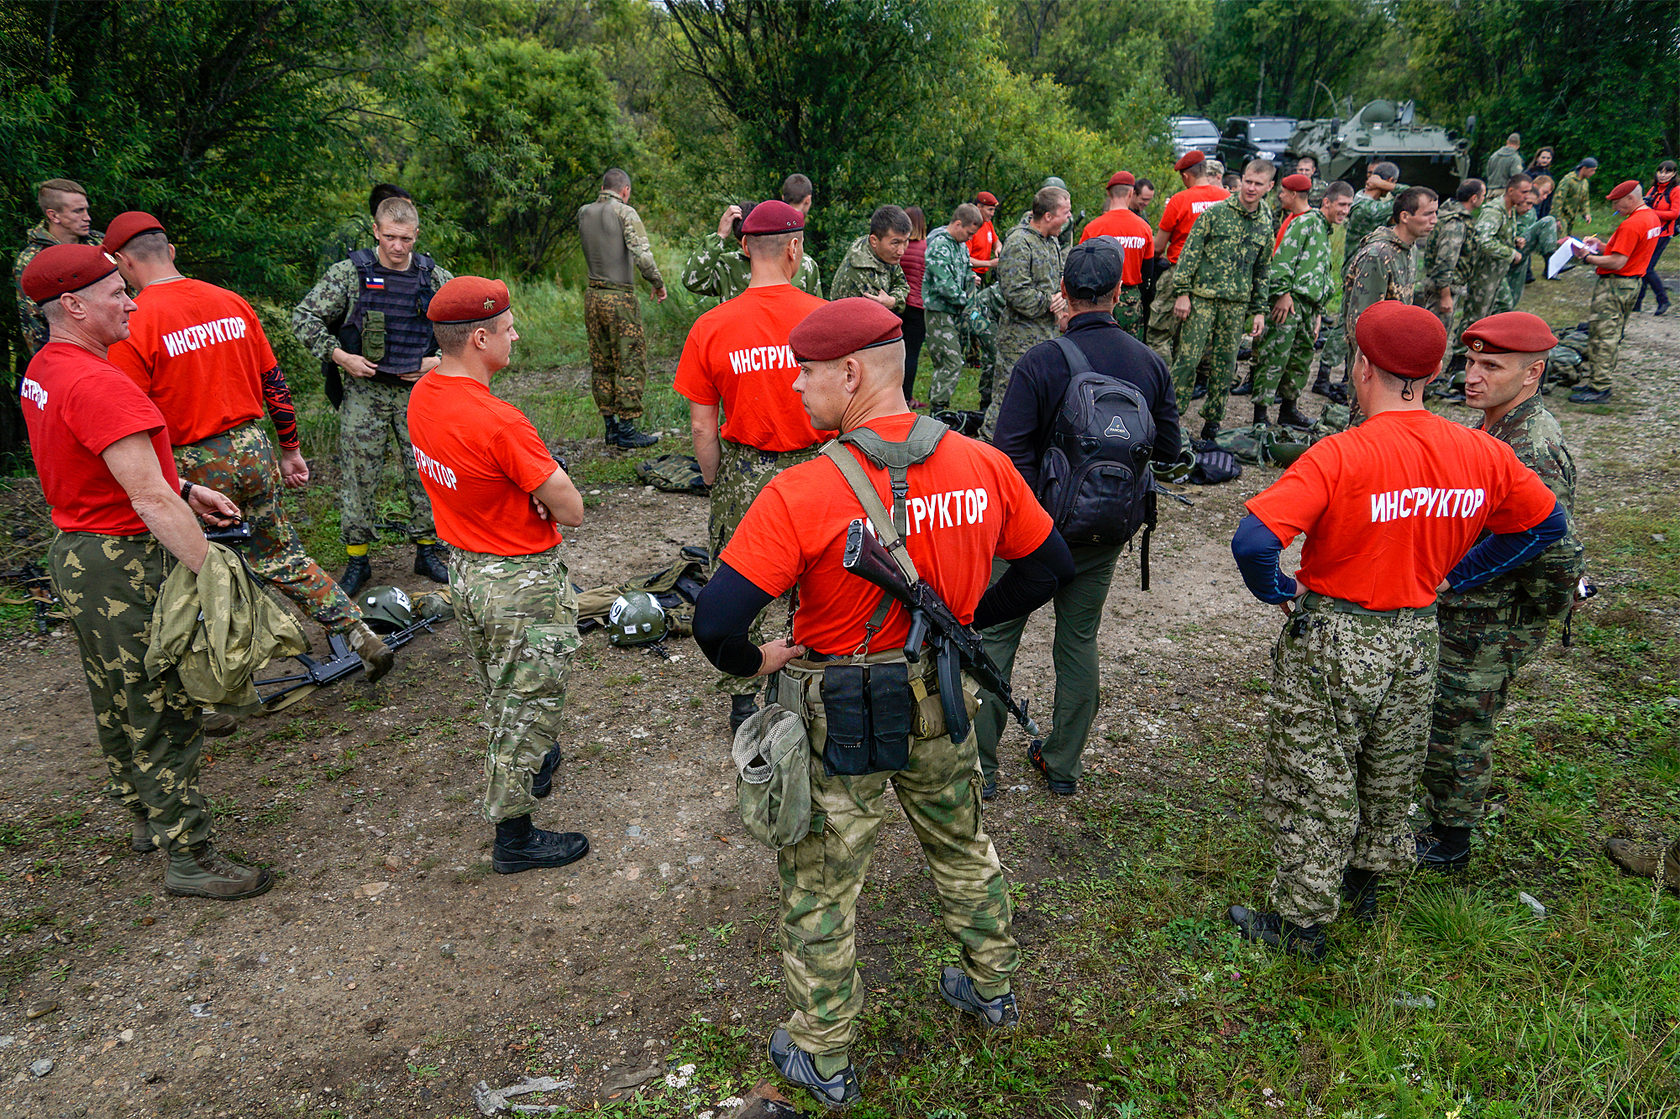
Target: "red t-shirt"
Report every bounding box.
[1079,208,1156,286]
[1274,210,1301,251]
[22,342,180,535]
[406,373,562,556]
[969,221,998,276]
[1246,409,1557,611]
[106,278,277,446]
[1159,184,1231,263]
[1601,205,1663,276]
[674,284,831,452]
[722,413,1054,656]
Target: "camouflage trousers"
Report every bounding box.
[339,379,434,547]
[1262,595,1438,927]
[1452,264,1510,359]
[921,308,965,409]
[1145,263,1181,361]
[584,286,647,419]
[1172,296,1247,426]
[177,421,361,635]
[448,545,581,823]
[963,289,1000,385]
[982,318,1056,440]
[1113,284,1145,339]
[1251,299,1321,404]
[1423,603,1549,830]
[709,440,820,696]
[1415,285,1462,345]
[1319,310,1347,380]
[49,532,210,854]
[1580,274,1641,393]
[1497,217,1558,314]
[778,725,1018,1059]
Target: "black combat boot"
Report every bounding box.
[492,815,589,874]
[1231,378,1254,396]
[729,694,759,733]
[1310,367,1334,398]
[340,554,372,597]
[1341,866,1381,921]
[1252,403,1270,425]
[608,415,659,449]
[1199,419,1221,444]
[1228,905,1327,960]
[414,542,449,584]
[530,745,563,799]
[1415,823,1472,872]
[1277,399,1312,429]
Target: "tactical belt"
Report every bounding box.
[722,438,822,465]
[1438,601,1543,626]
[1301,590,1437,620]
[586,279,633,292]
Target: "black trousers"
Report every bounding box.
[901,305,926,398]
[1636,235,1671,310]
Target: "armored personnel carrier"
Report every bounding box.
[1289,99,1470,196]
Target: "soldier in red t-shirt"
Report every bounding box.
[405,277,590,875]
[1228,302,1566,958]
[103,212,392,688]
[674,200,830,732]
[692,298,1072,1109]
[19,244,276,902]
[1079,171,1156,336]
[968,191,1000,277]
[1145,150,1230,361]
[1569,179,1665,402]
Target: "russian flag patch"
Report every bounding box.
[364,275,385,290]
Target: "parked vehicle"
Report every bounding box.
[1216,116,1297,167]
[1288,99,1470,197]
[1170,115,1220,160]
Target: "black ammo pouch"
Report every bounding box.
[819,661,914,776]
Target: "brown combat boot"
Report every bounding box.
[1605,837,1680,894]
[130,806,154,854]
[165,844,275,900]
[346,621,395,683]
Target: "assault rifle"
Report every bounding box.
[254,614,437,710]
[841,519,1038,743]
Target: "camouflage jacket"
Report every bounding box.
[1343,226,1415,339]
[1268,209,1335,307]
[680,236,823,301]
[1470,195,1521,272]
[577,191,662,290]
[1556,172,1590,225]
[14,222,105,356]
[1421,200,1477,292]
[994,222,1065,329]
[1443,393,1581,613]
[828,234,908,313]
[921,227,978,314]
[1482,147,1524,190]
[1343,192,1393,252]
[291,256,454,362]
[1171,197,1272,315]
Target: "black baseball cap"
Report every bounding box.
[1062,239,1123,301]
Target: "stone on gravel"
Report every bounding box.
[28,1057,53,1077]
[25,1000,57,1020]
[472,1075,574,1115]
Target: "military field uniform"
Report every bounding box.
[1342,226,1416,397]
[1168,198,1272,427]
[291,255,451,547]
[920,227,978,409]
[681,236,823,301]
[827,235,908,313]
[1482,147,1524,191]
[14,223,103,356]
[1496,210,1558,314]
[983,224,1065,438]
[1555,172,1591,238]
[578,190,663,421]
[1317,222,1349,381]
[1425,396,1580,829]
[1457,197,1522,355]
[1415,199,1476,336]
[1342,193,1393,257]
[1253,210,1334,406]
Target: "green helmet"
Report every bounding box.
[358,585,415,633]
[608,590,668,647]
[1040,176,1068,192]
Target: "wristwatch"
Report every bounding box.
[180,481,194,503]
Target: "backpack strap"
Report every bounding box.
[1052,334,1096,378]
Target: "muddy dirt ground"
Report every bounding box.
[0,270,1675,1118]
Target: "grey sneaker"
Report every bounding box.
[346,621,395,683]
[768,1028,861,1109]
[938,965,1019,1029]
[165,844,274,900]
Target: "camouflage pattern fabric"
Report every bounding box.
[709,440,820,696]
[1482,147,1524,190]
[828,235,908,313]
[49,532,210,853]
[1172,297,1248,425]
[338,379,434,546]
[778,723,1017,1059]
[984,224,1066,438]
[1170,199,1272,309]
[1250,295,1320,404]
[1341,227,1417,421]
[175,421,362,634]
[921,307,964,408]
[1415,199,1475,335]
[1426,395,1579,828]
[577,191,663,290]
[1455,197,1521,357]
[1262,598,1438,927]
[1555,171,1590,237]
[965,287,1000,384]
[14,223,105,357]
[679,237,823,301]
[290,257,453,364]
[1268,211,1336,308]
[1496,214,1558,314]
[1112,284,1144,338]
[1580,274,1641,393]
[920,227,976,315]
[447,545,581,823]
[1318,309,1347,378]
[1145,262,1182,361]
[1342,193,1392,252]
[583,287,648,419]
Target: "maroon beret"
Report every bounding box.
[1608,179,1641,201]
[1106,171,1135,189]
[1174,150,1206,172]
[1461,311,1558,355]
[740,199,804,235]
[102,211,165,254]
[1354,300,1446,379]
[20,243,119,303]
[975,191,998,205]
[1281,174,1313,193]
[788,298,903,362]
[426,276,510,324]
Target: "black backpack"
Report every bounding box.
[1035,335,1159,575]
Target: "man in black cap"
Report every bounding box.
[976,240,1181,798]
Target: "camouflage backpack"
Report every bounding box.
[635,453,710,495]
